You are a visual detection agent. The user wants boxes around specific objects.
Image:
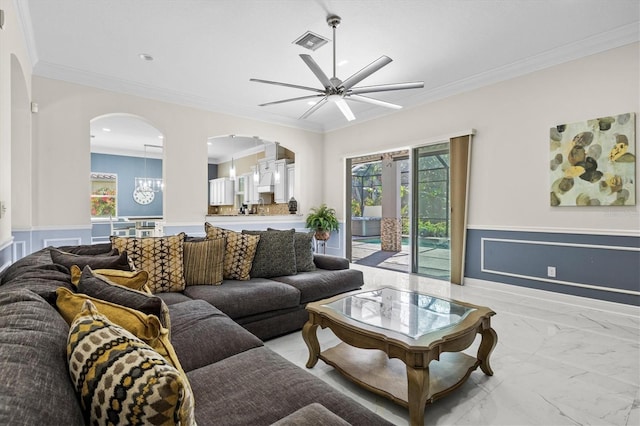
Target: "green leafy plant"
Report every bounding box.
[306,204,340,233]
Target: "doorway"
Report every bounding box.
[348,151,410,273]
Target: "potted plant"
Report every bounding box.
[306,204,340,241]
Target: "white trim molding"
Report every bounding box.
[480,237,640,296]
[468,224,640,238]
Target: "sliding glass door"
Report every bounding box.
[412,143,451,280]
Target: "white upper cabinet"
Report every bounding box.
[209,177,235,206]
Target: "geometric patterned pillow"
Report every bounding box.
[67,300,196,426]
[204,223,260,281]
[111,233,186,294]
[183,237,225,285]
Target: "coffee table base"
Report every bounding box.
[321,343,480,407]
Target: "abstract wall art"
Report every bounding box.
[550,112,635,206]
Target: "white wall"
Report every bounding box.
[29,77,324,228]
[324,43,640,235]
[0,0,33,245]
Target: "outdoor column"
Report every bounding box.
[381,153,401,251]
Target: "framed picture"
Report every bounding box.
[550,113,635,206]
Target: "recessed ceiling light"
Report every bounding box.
[207,142,212,145]
[307,101,317,106]
[158,135,164,139]
[139,53,154,61]
[337,60,348,67]
[102,128,111,132]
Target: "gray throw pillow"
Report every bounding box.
[76,266,169,329]
[268,228,316,272]
[293,232,316,272]
[50,248,131,271]
[242,229,297,278]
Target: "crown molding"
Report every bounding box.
[23,14,639,135]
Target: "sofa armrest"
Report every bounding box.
[313,254,349,270]
[271,403,351,426]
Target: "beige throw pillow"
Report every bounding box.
[183,237,225,285]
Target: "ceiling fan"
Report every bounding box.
[250,15,424,122]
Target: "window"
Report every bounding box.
[90,173,117,218]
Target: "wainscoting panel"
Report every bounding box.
[0,239,14,274]
[466,228,640,305]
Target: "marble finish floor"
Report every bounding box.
[266,264,640,425]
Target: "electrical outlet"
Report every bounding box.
[547,266,556,278]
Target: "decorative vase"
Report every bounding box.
[288,197,297,214]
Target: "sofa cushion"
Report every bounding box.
[186,346,392,426]
[50,248,130,271]
[67,300,195,426]
[0,288,85,425]
[76,265,170,329]
[183,279,300,319]
[242,229,297,278]
[167,300,263,372]
[205,224,260,280]
[156,291,194,306]
[271,268,364,304]
[0,263,74,303]
[111,233,187,293]
[183,237,225,285]
[0,247,54,284]
[271,403,351,426]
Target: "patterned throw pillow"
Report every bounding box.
[111,233,187,293]
[183,237,225,285]
[242,229,296,278]
[204,223,260,280]
[67,300,195,426]
[50,248,131,271]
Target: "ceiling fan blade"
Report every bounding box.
[348,94,402,110]
[300,54,335,90]
[299,97,328,120]
[348,81,424,95]
[250,78,324,94]
[258,94,325,107]
[339,56,393,91]
[334,98,356,121]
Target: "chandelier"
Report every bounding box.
[134,144,163,193]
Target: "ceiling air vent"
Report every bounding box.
[293,31,329,51]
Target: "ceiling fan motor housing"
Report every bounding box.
[327,15,341,28]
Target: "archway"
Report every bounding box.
[89,114,164,241]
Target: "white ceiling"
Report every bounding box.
[17,0,640,156]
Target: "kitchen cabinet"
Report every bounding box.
[209,178,234,206]
[286,164,295,200]
[274,159,292,203]
[245,168,260,205]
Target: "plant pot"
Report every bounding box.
[314,230,331,241]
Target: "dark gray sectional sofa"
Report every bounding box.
[0,244,391,425]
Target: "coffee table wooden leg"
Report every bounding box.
[406,365,430,426]
[302,321,320,368]
[477,327,498,376]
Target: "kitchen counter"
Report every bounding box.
[204,214,306,231]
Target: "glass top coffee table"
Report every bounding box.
[302,287,497,426]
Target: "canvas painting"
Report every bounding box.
[550,113,636,206]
